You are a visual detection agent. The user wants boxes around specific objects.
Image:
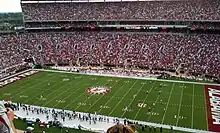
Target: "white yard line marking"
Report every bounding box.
[161,82,175,124]
[97,80,127,114]
[13,72,59,95]
[85,79,120,112]
[176,84,184,126]
[147,82,165,121]
[133,81,156,120]
[23,76,62,103]
[191,84,195,128]
[121,83,145,117]
[51,76,91,107]
[108,80,138,116]
[63,90,88,109]
[15,78,47,96]
[39,76,91,106]
[41,78,81,106]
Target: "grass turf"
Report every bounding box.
[0,71,208,130]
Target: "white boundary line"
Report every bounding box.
[108,80,138,116]
[161,82,175,124]
[203,85,209,130]
[133,81,156,120]
[35,69,220,86]
[176,84,184,126]
[191,84,195,128]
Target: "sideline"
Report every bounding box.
[35,69,220,86]
[14,103,216,133]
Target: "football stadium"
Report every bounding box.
[0,0,220,133]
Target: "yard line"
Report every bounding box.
[43,76,95,107]
[32,80,73,106]
[54,77,92,105]
[97,80,127,114]
[85,79,120,112]
[51,76,91,107]
[65,78,105,110]
[108,80,138,116]
[133,81,156,120]
[161,82,175,124]
[147,95,160,121]
[176,84,184,126]
[147,82,165,121]
[14,73,61,98]
[63,91,88,109]
[121,83,145,117]
[74,79,110,111]
[191,84,195,128]
[23,78,63,103]
[15,78,47,96]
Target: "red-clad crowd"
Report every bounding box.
[0,35,31,77]
[22,0,220,21]
[0,32,219,77]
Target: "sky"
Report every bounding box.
[0,0,22,13]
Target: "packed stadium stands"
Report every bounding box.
[0,35,31,77]
[22,0,220,21]
[0,0,219,79]
[1,32,219,77]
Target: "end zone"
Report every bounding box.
[0,70,40,88]
[204,85,220,132]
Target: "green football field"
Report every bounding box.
[0,70,208,130]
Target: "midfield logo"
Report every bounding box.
[87,86,110,95]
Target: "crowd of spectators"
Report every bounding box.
[11,102,162,133]
[22,0,220,21]
[0,32,219,77]
[0,35,33,77]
